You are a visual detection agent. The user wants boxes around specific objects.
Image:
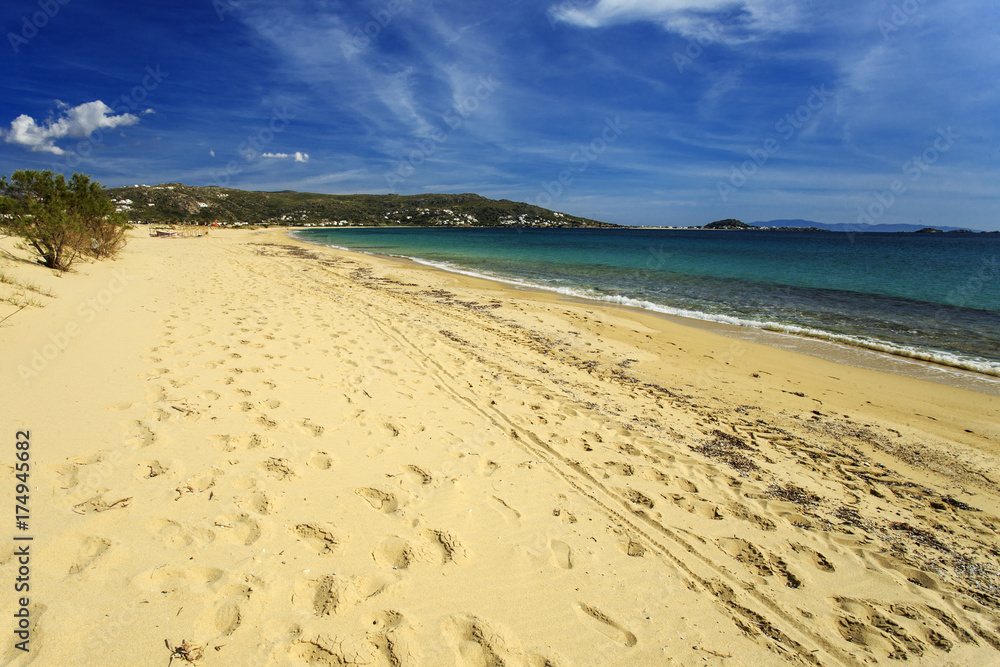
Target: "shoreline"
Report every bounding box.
[288,228,1000,397]
[2,228,998,665]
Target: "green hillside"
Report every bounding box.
[106,184,616,228]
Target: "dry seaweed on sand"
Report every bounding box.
[830,505,870,529]
[888,521,949,552]
[690,429,759,474]
[765,482,823,508]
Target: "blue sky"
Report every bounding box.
[1,0,998,229]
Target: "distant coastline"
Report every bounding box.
[642,218,997,233]
[105,183,996,233]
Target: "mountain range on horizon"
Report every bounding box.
[747,219,982,233]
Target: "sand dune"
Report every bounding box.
[1,229,998,665]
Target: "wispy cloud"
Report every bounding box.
[262,151,310,162]
[549,0,799,36]
[2,101,140,155]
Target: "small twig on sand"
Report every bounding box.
[0,305,28,326]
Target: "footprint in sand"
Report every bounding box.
[638,467,670,484]
[262,620,301,644]
[124,420,156,448]
[366,610,414,667]
[833,603,930,660]
[486,496,521,524]
[418,529,466,564]
[717,538,774,577]
[621,488,655,510]
[549,539,573,569]
[402,465,433,485]
[293,573,391,618]
[475,460,499,477]
[305,574,342,617]
[211,432,273,452]
[286,637,356,665]
[355,487,400,513]
[790,543,836,572]
[176,470,218,497]
[145,384,168,403]
[618,538,647,557]
[194,583,252,640]
[725,501,777,531]
[441,615,511,666]
[238,490,273,515]
[373,537,415,570]
[55,451,107,490]
[307,451,336,470]
[604,461,635,476]
[290,523,342,555]
[441,614,553,666]
[137,566,226,596]
[146,518,216,548]
[255,413,279,429]
[676,478,698,493]
[66,536,111,574]
[135,459,168,479]
[208,601,243,636]
[576,603,638,647]
[298,419,325,437]
[258,457,295,480]
[213,512,262,546]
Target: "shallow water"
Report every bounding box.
[294,227,1000,377]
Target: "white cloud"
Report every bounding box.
[262,151,310,162]
[549,0,797,36]
[1,101,140,155]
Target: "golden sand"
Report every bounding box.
[1,228,998,665]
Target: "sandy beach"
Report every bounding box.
[2,228,999,666]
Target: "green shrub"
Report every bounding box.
[0,170,128,270]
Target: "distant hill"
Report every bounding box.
[749,219,978,233]
[694,219,827,232]
[105,183,617,228]
[702,218,751,230]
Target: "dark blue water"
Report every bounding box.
[293,227,1000,376]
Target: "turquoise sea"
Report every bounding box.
[293,227,1000,377]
